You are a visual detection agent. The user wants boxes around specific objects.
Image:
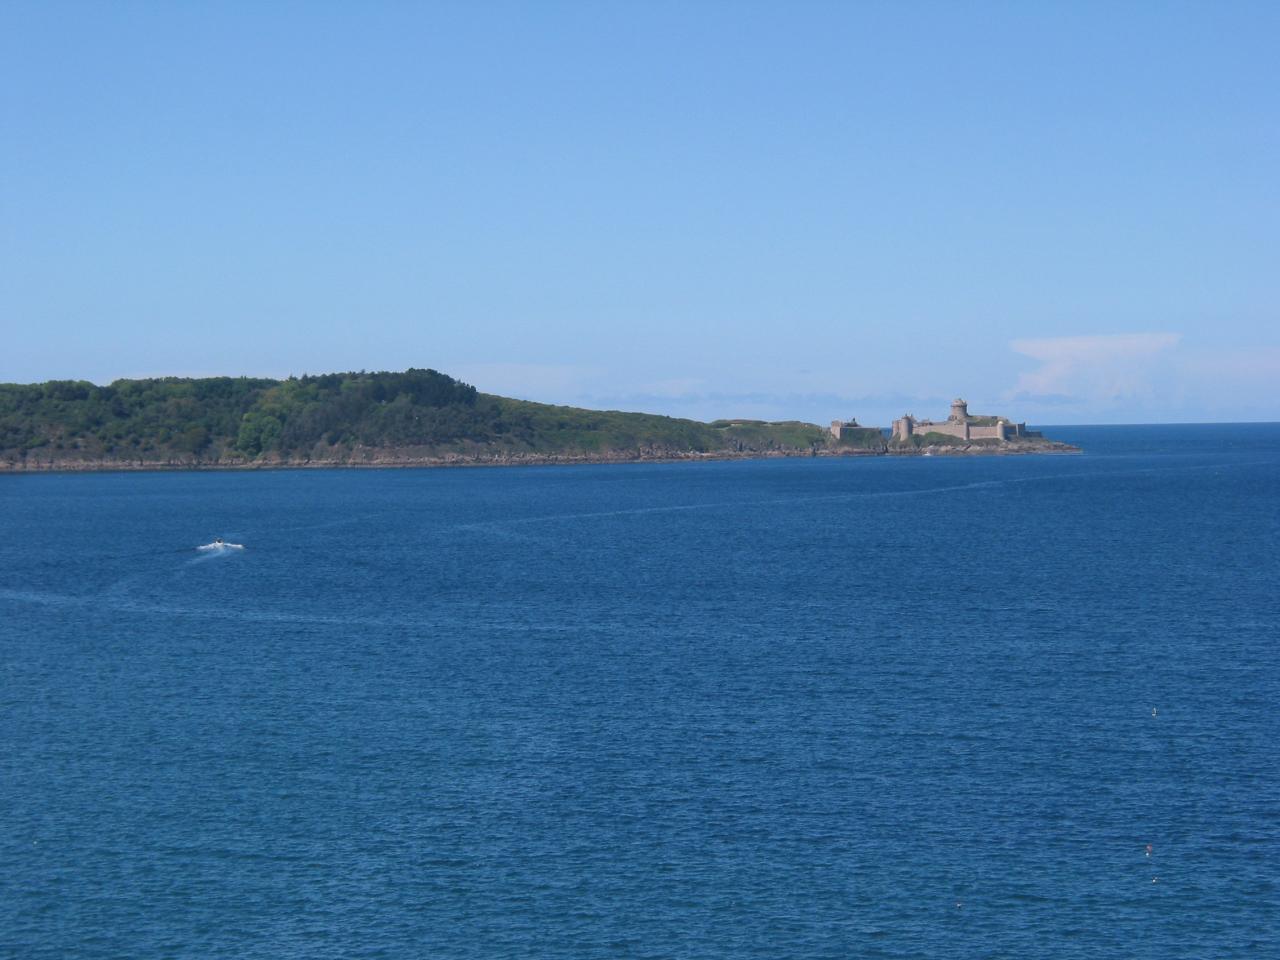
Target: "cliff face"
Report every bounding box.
[0,439,1079,472]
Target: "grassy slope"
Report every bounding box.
[0,370,836,464]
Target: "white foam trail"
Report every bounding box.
[450,458,1278,533]
[0,588,90,609]
[197,541,245,552]
[0,587,369,626]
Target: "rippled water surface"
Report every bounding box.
[3,425,1278,958]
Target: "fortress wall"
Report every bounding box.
[893,413,1031,443]
[916,422,968,439]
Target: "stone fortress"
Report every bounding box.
[891,398,1038,443]
[828,398,1043,445]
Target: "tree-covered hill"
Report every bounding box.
[0,368,861,467]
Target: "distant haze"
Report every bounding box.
[2,2,1277,425]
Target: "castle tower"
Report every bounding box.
[949,398,969,422]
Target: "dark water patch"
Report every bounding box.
[2,425,1278,958]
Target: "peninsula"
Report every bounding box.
[0,369,1077,472]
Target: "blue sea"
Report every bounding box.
[2,424,1278,958]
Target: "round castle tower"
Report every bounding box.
[949,398,969,422]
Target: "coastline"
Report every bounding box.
[0,441,1081,475]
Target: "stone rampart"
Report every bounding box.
[916,421,969,440]
[891,405,1040,444]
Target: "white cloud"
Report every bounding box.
[1009,333,1182,405]
[1178,346,1280,381]
[1172,347,1280,420]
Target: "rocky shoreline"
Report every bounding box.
[887,439,1080,457]
[1,440,1080,474]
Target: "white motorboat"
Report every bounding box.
[198,538,245,551]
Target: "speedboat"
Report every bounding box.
[198,538,245,551]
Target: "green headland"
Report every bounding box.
[0,368,1075,471]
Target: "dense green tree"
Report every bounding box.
[0,368,829,464]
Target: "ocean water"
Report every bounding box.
[2,424,1277,959]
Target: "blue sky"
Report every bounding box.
[2,1,1276,424]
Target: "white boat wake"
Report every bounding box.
[197,539,245,552]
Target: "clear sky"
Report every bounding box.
[2,1,1277,425]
